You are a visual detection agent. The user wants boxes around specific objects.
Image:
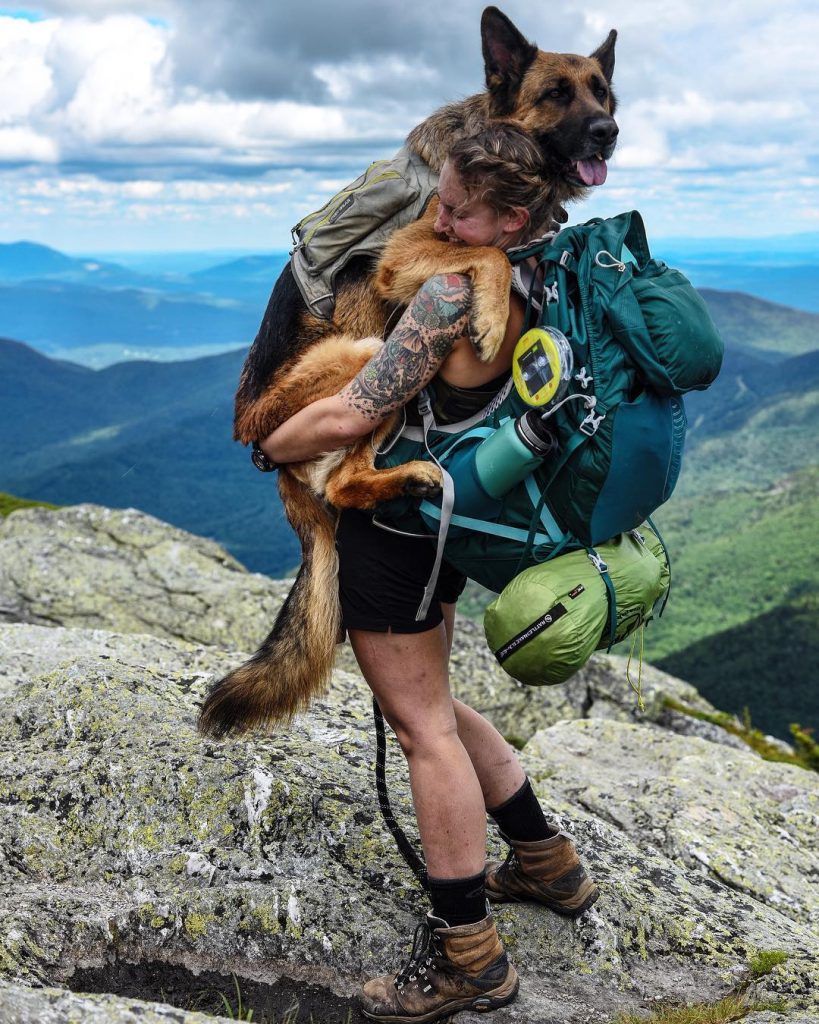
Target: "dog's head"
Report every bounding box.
[482,7,618,202]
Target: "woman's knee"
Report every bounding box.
[387,708,460,760]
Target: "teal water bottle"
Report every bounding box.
[443,410,558,525]
[473,412,558,499]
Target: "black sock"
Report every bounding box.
[488,778,557,843]
[427,870,487,926]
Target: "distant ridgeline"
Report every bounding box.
[1,284,817,741]
[0,241,289,367]
[0,340,300,577]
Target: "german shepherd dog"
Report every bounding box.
[198,7,618,737]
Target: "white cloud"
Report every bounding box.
[122,180,165,198]
[0,127,58,162]
[56,16,169,145]
[314,55,437,103]
[0,17,56,124]
[613,117,671,169]
[171,181,292,200]
[16,174,293,205]
[0,0,817,245]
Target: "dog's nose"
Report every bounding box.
[588,117,619,148]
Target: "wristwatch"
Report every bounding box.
[251,441,278,473]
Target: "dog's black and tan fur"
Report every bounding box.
[198,7,618,737]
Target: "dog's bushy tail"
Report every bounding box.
[198,472,340,737]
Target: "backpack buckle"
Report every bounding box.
[587,551,608,574]
[579,408,606,436]
[416,389,433,418]
[574,366,593,390]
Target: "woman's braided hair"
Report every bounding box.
[447,122,555,233]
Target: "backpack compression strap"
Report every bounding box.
[414,388,456,621]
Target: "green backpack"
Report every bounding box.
[375,210,722,601]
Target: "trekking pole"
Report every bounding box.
[372,697,429,889]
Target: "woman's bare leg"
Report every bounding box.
[440,602,527,810]
[350,622,486,878]
[452,700,526,810]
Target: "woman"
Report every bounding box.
[260,125,597,1024]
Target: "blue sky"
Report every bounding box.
[1,0,817,252]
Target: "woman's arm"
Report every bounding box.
[258,273,472,464]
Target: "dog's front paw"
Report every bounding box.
[403,462,443,498]
[469,314,507,362]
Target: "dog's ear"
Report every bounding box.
[590,29,617,84]
[481,7,538,114]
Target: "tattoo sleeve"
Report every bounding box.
[340,273,472,422]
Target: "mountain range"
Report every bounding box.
[0,340,297,576]
[2,238,818,366]
[646,231,819,312]
[0,242,287,366]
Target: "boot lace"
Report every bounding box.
[495,846,521,885]
[394,921,443,991]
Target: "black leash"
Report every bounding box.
[372,697,429,889]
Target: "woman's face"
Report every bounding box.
[433,159,527,249]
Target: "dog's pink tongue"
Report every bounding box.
[576,159,608,186]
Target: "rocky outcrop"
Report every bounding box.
[0,504,290,649]
[1,505,816,1023]
[0,984,235,1024]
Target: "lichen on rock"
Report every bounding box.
[0,505,816,1023]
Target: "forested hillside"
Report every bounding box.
[649,468,817,739]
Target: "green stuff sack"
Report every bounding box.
[483,524,669,687]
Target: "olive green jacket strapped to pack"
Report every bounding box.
[289,148,439,320]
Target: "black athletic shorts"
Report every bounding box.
[336,508,467,634]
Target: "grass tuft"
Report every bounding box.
[0,492,59,517]
[614,992,754,1024]
[789,724,819,772]
[503,734,527,751]
[748,949,789,979]
[662,697,818,774]
[217,973,253,1021]
[267,1008,353,1024]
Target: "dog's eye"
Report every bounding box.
[595,86,608,101]
[538,84,571,105]
[539,87,567,104]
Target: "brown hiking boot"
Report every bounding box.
[360,911,519,1023]
[485,831,598,917]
